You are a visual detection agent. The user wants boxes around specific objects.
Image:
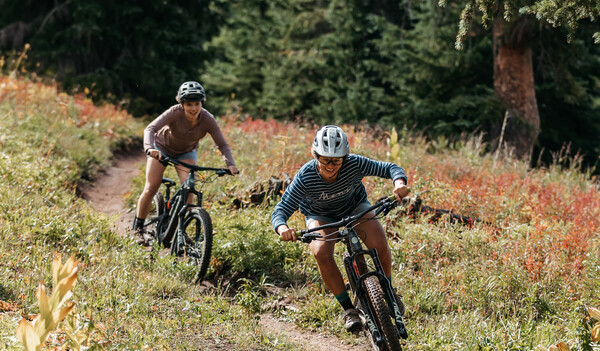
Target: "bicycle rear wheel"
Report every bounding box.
[364,276,402,351]
[158,195,179,247]
[144,192,166,240]
[172,208,213,284]
[154,192,165,216]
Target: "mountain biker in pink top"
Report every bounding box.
[132,81,239,245]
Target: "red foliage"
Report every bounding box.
[401,149,600,282]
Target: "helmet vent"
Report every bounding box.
[311,125,349,158]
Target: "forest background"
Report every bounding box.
[1,0,599,167]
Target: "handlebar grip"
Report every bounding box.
[216,169,232,176]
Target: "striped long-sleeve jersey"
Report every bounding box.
[271,154,407,232]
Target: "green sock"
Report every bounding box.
[335,291,354,310]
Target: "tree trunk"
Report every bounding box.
[492,17,540,161]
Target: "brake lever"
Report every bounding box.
[158,156,173,167]
[216,169,232,177]
[299,232,321,243]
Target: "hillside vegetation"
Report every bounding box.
[1,75,599,350]
[3,1,600,167]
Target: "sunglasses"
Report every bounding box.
[318,157,344,166]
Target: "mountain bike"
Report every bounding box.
[299,195,408,351]
[142,156,231,283]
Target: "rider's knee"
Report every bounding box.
[141,183,160,196]
[313,248,335,265]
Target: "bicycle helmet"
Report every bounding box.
[312,125,350,158]
[177,81,206,102]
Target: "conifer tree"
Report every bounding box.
[0,0,225,116]
[443,0,600,159]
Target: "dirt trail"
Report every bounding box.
[79,149,146,234]
[79,151,369,351]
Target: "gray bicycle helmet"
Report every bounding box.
[312,125,350,158]
[177,81,206,102]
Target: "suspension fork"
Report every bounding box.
[343,229,384,345]
[172,186,202,254]
[344,228,407,341]
[170,186,190,255]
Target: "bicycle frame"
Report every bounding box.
[144,156,230,249]
[299,196,408,347]
[143,177,175,237]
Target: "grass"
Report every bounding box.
[1,74,599,350]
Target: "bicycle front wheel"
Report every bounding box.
[364,276,402,351]
[172,208,213,284]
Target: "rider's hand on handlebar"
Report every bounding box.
[146,148,162,160]
[393,179,409,202]
[229,165,240,175]
[277,225,297,242]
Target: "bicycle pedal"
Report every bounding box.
[359,314,367,326]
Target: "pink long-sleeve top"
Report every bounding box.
[143,104,236,167]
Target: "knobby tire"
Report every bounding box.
[154,192,165,216]
[364,276,402,351]
[173,208,213,284]
[144,192,166,240]
[345,252,402,351]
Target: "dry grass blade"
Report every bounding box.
[547,341,571,351]
[592,323,600,342]
[389,127,401,160]
[15,254,80,351]
[62,312,90,348]
[587,306,600,342]
[587,306,600,321]
[15,320,41,351]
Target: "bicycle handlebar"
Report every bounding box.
[159,156,232,176]
[298,195,398,243]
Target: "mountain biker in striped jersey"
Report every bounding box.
[271,125,409,332]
